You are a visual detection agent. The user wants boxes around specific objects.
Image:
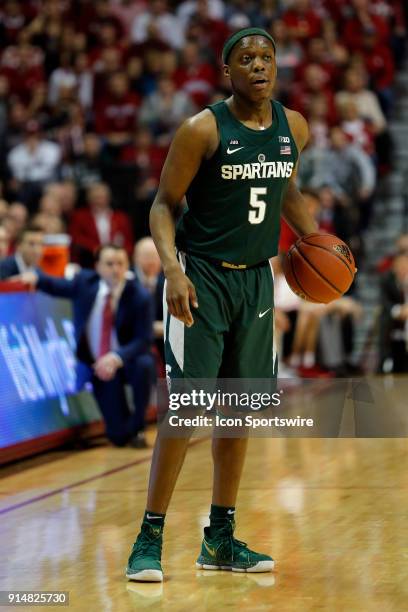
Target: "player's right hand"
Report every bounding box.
[166,268,198,327]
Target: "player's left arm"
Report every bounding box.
[281,109,318,237]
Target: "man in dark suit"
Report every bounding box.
[0,224,43,279]
[379,253,408,373]
[133,237,165,363]
[18,244,154,447]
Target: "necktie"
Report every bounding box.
[99,292,114,357]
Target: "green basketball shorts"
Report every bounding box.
[163,252,277,380]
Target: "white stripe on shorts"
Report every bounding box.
[163,251,186,373]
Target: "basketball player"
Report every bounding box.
[126,27,317,582]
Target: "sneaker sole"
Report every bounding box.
[126,569,163,582]
[196,560,274,573]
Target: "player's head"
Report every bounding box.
[95,244,129,288]
[222,28,277,101]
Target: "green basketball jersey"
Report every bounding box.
[175,99,298,266]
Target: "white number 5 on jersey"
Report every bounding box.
[248,187,267,224]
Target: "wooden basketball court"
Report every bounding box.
[0,429,406,611]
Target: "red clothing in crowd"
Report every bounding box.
[282,7,322,44]
[69,208,134,258]
[279,219,298,253]
[294,59,338,90]
[343,14,390,51]
[361,44,395,90]
[289,83,337,125]
[279,218,334,253]
[173,62,217,108]
[73,4,124,43]
[120,144,167,181]
[0,64,44,102]
[95,92,140,135]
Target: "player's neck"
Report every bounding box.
[228,96,273,131]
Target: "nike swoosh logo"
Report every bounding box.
[259,308,271,318]
[203,540,217,558]
[227,147,244,154]
[146,514,162,520]
[227,509,235,515]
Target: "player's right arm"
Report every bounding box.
[150,110,218,327]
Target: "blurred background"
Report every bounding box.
[0,0,407,461]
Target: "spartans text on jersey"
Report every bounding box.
[221,161,294,180]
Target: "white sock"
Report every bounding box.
[289,353,301,368]
[302,352,315,368]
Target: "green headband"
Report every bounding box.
[222,27,276,64]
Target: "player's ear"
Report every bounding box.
[223,64,230,78]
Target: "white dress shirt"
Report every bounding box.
[93,211,112,245]
[15,252,35,274]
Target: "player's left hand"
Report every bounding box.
[94,352,123,381]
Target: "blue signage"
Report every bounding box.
[0,293,99,449]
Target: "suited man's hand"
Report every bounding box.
[10,271,39,286]
[93,352,123,381]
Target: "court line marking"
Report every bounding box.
[0,438,207,516]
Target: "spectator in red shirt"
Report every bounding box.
[120,126,167,239]
[95,72,140,150]
[69,182,133,267]
[183,2,230,60]
[120,127,167,184]
[289,64,337,125]
[88,22,127,72]
[343,0,390,52]
[93,47,123,101]
[282,0,322,47]
[81,0,124,48]
[0,0,29,45]
[1,42,44,103]
[173,41,217,107]
[359,31,395,114]
[296,37,340,89]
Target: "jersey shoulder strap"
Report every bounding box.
[272,100,299,158]
[206,100,233,137]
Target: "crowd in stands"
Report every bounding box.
[0,0,407,379]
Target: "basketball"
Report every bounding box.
[283,233,356,304]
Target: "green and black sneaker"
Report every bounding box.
[196,522,274,573]
[126,523,163,582]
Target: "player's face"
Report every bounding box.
[225,36,277,102]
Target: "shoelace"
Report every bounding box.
[214,523,248,561]
[132,529,162,558]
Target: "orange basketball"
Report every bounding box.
[282,233,356,304]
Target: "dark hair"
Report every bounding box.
[16,223,44,245]
[94,243,127,262]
